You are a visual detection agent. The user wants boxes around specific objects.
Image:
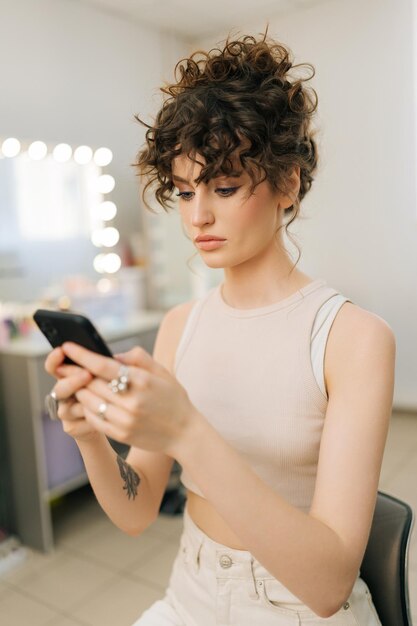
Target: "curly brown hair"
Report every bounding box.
[133,31,319,268]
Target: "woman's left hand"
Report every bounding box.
[60,342,198,456]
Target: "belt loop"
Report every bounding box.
[195,538,203,572]
[190,537,204,574]
[247,557,259,600]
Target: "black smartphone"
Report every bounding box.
[33,309,113,365]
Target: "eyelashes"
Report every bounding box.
[175,186,240,201]
[175,191,194,201]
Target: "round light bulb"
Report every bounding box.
[2,137,21,157]
[93,253,107,273]
[53,143,72,162]
[98,201,117,221]
[102,253,121,274]
[94,147,113,167]
[97,278,113,293]
[101,227,119,247]
[74,145,93,164]
[91,230,103,247]
[28,141,48,160]
[97,174,115,194]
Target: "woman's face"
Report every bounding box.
[171,152,296,270]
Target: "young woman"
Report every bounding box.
[45,33,395,625]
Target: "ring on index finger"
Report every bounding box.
[108,365,130,394]
[45,390,60,421]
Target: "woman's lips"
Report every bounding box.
[196,239,227,250]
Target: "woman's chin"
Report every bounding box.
[201,259,225,269]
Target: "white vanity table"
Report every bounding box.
[0,310,165,552]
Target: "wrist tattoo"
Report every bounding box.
[117,455,141,500]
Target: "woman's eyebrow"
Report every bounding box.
[172,173,243,184]
[172,174,190,183]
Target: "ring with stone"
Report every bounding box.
[97,402,108,420]
[108,365,130,394]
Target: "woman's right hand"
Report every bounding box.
[44,347,99,442]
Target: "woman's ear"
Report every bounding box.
[278,166,301,209]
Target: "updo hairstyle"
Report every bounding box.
[133,31,319,266]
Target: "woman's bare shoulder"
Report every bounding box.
[331,301,395,337]
[324,301,396,394]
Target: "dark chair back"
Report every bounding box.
[360,490,414,626]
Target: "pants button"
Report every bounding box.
[219,554,232,568]
[343,602,350,610]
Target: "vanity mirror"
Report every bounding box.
[0,137,120,302]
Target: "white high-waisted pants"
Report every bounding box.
[132,505,382,625]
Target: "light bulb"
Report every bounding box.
[94,147,113,167]
[102,253,121,274]
[28,141,47,160]
[74,145,93,164]
[2,137,21,157]
[93,254,107,273]
[97,278,113,293]
[91,231,103,247]
[101,227,119,247]
[97,174,115,194]
[98,201,117,221]
[53,143,72,162]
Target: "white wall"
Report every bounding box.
[194,0,417,410]
[0,0,190,302]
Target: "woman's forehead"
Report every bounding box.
[171,152,245,181]
[171,153,205,179]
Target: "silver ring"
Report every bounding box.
[45,390,59,421]
[97,402,108,420]
[108,365,130,394]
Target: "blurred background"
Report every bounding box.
[0,0,416,624]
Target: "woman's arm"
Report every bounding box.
[171,304,396,618]
[44,307,178,537]
[75,435,160,535]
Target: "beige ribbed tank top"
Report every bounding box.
[174,278,352,512]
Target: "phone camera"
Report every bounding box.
[41,322,58,341]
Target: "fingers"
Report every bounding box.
[57,398,84,421]
[44,347,65,377]
[61,343,121,381]
[63,342,165,380]
[82,406,126,442]
[53,369,93,401]
[75,387,132,427]
[68,402,85,419]
[83,370,149,412]
[75,390,131,442]
[56,364,87,378]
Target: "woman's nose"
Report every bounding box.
[191,193,214,227]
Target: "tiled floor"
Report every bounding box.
[1,409,416,625]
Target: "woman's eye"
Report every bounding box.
[175,191,194,201]
[175,186,239,201]
[216,186,239,197]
